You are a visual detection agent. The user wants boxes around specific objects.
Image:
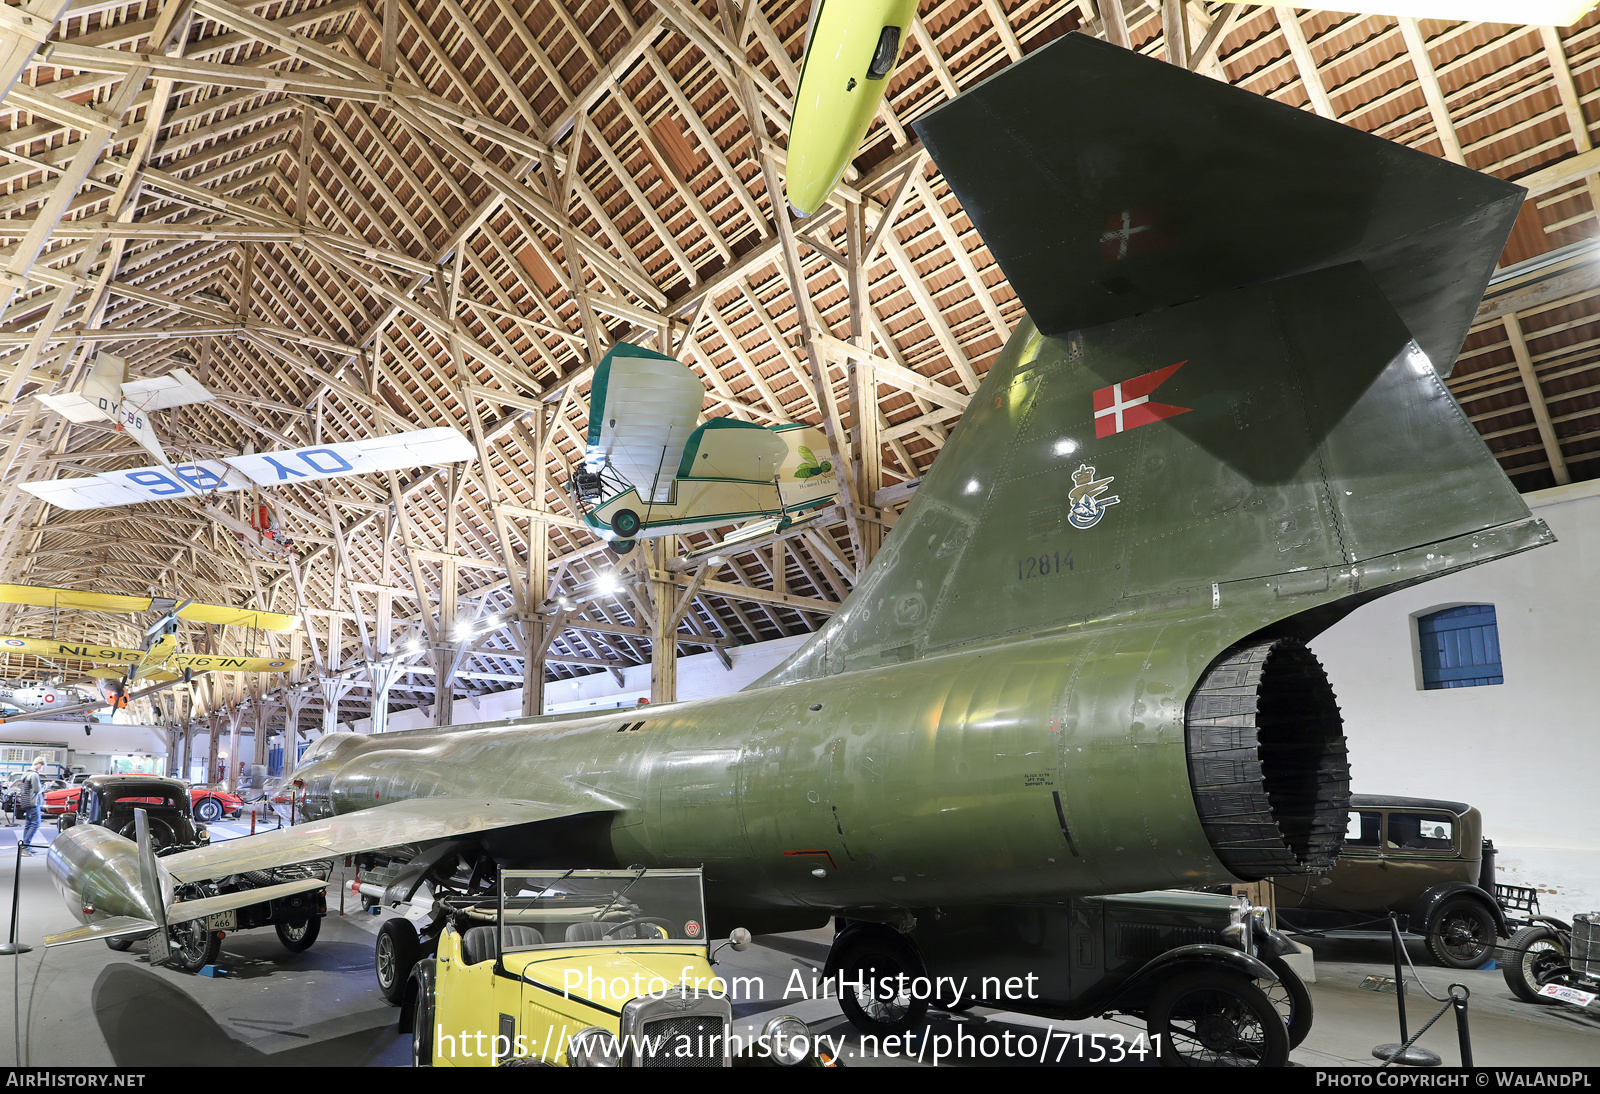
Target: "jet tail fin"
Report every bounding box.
[755,35,1551,689]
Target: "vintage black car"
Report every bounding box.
[1269,794,1516,969]
[60,774,329,972]
[828,890,1307,1067]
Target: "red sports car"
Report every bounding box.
[43,779,243,823]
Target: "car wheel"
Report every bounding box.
[1501,925,1569,1005]
[1258,956,1313,1049]
[57,813,76,831]
[105,935,134,952]
[167,919,222,974]
[195,798,224,823]
[411,968,434,1067]
[115,817,175,851]
[610,509,641,538]
[1426,897,1497,969]
[377,918,421,1006]
[1148,968,1290,1067]
[276,914,321,953]
[835,933,929,1037]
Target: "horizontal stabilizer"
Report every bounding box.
[43,915,156,948]
[163,797,599,883]
[119,368,213,412]
[911,34,1523,375]
[223,427,475,487]
[164,877,327,926]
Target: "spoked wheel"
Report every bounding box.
[1426,897,1497,970]
[836,935,929,1037]
[167,918,222,974]
[116,817,175,851]
[376,918,421,1006]
[1502,925,1570,1005]
[276,914,320,952]
[1148,968,1290,1067]
[1258,956,1314,1049]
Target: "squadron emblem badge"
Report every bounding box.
[1067,464,1121,530]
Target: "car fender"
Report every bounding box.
[1412,883,1509,938]
[823,919,924,979]
[398,956,436,1035]
[1528,914,1572,933]
[1101,944,1277,1013]
[1254,921,1303,960]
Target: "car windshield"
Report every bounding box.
[497,869,708,951]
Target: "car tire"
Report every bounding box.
[195,798,224,823]
[834,932,929,1038]
[1501,925,1568,1005]
[105,935,134,952]
[410,967,434,1067]
[276,914,320,953]
[377,918,421,1006]
[167,919,222,974]
[1425,896,1497,970]
[1149,967,1289,1067]
[1259,956,1313,1049]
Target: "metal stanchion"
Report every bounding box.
[1451,985,1473,1068]
[0,831,32,956]
[1374,916,1440,1066]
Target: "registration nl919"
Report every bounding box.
[855,1028,1161,1065]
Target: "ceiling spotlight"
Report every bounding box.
[556,596,573,611]
[706,554,727,567]
[596,571,620,595]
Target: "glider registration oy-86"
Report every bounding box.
[20,352,474,511]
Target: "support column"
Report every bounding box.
[319,676,355,735]
[226,703,246,793]
[205,709,222,785]
[181,720,195,781]
[431,645,456,727]
[365,660,406,734]
[845,197,884,573]
[650,536,678,705]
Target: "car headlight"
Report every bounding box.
[567,1027,622,1068]
[761,1015,811,1067]
[1221,895,1256,956]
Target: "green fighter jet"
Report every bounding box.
[44,35,1548,988]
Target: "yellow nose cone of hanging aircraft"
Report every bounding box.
[786,0,920,217]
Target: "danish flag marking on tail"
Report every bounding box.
[1093,362,1191,438]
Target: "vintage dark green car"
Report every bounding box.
[1269,794,1512,969]
[827,889,1307,1067]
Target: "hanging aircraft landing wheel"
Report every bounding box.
[610,538,637,557]
[610,509,641,538]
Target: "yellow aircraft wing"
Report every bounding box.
[0,584,300,632]
[0,635,293,673]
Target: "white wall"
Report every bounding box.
[344,633,809,733]
[1312,478,1600,920]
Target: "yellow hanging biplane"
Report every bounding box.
[0,585,300,711]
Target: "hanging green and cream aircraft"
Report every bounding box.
[41,38,1551,974]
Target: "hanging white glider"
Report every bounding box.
[21,353,475,511]
[575,343,839,544]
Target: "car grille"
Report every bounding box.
[638,1015,725,1067]
[1115,923,1222,962]
[1572,914,1598,979]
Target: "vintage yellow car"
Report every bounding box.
[396,868,820,1067]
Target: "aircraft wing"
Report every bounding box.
[0,635,292,674]
[585,343,706,504]
[222,427,474,487]
[19,460,251,511]
[162,797,606,883]
[119,368,213,412]
[0,585,299,633]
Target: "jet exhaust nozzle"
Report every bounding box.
[1185,638,1351,880]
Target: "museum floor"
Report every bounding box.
[0,823,1593,1068]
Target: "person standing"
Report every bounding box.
[17,756,45,856]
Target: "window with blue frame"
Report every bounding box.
[1417,604,1503,690]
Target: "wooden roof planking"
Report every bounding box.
[0,0,1595,740]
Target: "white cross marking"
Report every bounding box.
[1099,211,1153,260]
[1094,382,1149,434]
